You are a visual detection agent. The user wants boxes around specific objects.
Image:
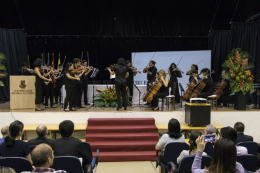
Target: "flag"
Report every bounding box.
[52,53,56,87]
[47,52,50,65]
[57,53,60,70]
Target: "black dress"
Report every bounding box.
[35,69,44,104]
[151,80,169,108]
[169,70,182,103]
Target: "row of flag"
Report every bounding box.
[41,52,61,70]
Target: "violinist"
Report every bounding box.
[216,68,231,107]
[63,62,80,111]
[82,60,93,105]
[186,64,198,84]
[107,58,129,110]
[168,63,182,103]
[194,68,213,98]
[143,61,157,90]
[126,60,137,102]
[18,62,33,75]
[43,64,58,108]
[151,70,169,111]
[33,59,52,111]
[54,65,64,104]
[73,58,86,109]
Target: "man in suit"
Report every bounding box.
[51,120,92,170]
[27,125,52,146]
[234,122,253,143]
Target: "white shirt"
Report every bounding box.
[236,146,248,155]
[156,134,185,148]
[177,150,207,164]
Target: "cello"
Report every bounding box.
[215,80,228,100]
[182,73,201,101]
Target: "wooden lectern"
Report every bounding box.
[10,76,35,110]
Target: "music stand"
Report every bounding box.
[132,84,142,108]
[179,83,185,108]
[86,68,104,111]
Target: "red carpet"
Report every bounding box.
[86,118,159,162]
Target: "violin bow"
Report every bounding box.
[197,59,204,65]
[176,56,183,66]
[62,55,66,67]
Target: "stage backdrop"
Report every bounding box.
[132,50,211,93]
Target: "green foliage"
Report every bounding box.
[93,86,132,107]
[222,48,254,95]
[0,53,7,87]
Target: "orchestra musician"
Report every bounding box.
[18,62,33,75]
[168,63,182,103]
[193,68,213,98]
[151,70,169,111]
[126,60,137,102]
[82,60,93,105]
[107,58,129,110]
[216,68,231,107]
[63,62,80,112]
[186,64,198,84]
[33,58,52,111]
[54,65,64,104]
[143,61,157,90]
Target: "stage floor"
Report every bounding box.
[0,101,260,143]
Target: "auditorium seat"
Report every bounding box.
[51,156,84,173]
[0,157,33,173]
[237,154,258,172]
[237,142,258,156]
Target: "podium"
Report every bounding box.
[10,76,35,110]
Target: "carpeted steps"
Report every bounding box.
[86,118,159,162]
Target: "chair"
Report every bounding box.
[82,142,99,170]
[167,155,212,173]
[51,156,83,173]
[204,142,214,157]
[29,145,37,152]
[162,82,176,111]
[207,95,218,110]
[237,142,258,156]
[0,157,33,173]
[156,142,189,171]
[237,154,258,172]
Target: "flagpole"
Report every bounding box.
[28,55,30,69]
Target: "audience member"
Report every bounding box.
[0,126,9,144]
[192,136,244,173]
[220,126,248,155]
[155,118,185,151]
[204,124,216,135]
[0,166,16,173]
[27,125,52,146]
[177,131,207,164]
[22,144,66,173]
[234,122,253,143]
[0,121,32,164]
[51,120,92,170]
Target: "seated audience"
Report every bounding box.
[234,122,253,143]
[0,126,9,144]
[155,118,185,151]
[204,124,216,135]
[51,120,92,169]
[177,131,207,164]
[192,136,244,173]
[220,126,248,155]
[27,124,52,146]
[22,144,66,173]
[0,120,32,164]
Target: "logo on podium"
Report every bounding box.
[19,80,26,89]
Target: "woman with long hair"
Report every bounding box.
[33,58,52,111]
[192,136,244,173]
[168,63,182,103]
[151,70,169,111]
[155,118,185,151]
[177,131,207,164]
[0,120,32,164]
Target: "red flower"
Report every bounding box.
[238,69,240,72]
[108,96,110,98]
[233,76,236,79]
[107,86,109,89]
[113,95,115,97]
[245,68,250,71]
[240,63,243,67]
[96,89,101,92]
[243,72,246,75]
[0,74,3,76]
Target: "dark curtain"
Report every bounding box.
[0,28,27,102]
[208,30,231,82]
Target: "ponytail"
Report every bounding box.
[5,120,24,147]
[188,131,202,155]
[4,135,15,146]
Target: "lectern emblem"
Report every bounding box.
[19,80,26,89]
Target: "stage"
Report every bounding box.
[0,101,260,143]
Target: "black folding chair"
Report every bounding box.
[29,145,37,152]
[237,154,258,172]
[51,156,83,173]
[0,157,33,173]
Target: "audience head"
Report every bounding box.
[59,120,74,137]
[5,120,24,146]
[1,126,9,138]
[208,138,237,173]
[118,58,126,65]
[234,122,244,133]
[205,124,217,135]
[220,126,237,144]
[189,131,202,154]
[167,118,182,139]
[31,144,54,168]
[36,125,48,137]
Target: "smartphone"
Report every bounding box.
[204,135,215,142]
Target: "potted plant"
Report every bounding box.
[0,53,7,87]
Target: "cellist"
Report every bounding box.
[195,68,213,98]
[216,68,231,107]
[151,70,169,111]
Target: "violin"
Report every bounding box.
[77,65,94,71]
[104,64,118,71]
[70,69,84,74]
[129,66,141,73]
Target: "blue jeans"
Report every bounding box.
[250,91,260,105]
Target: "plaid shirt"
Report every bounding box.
[22,167,67,173]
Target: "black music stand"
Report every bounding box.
[179,83,185,108]
[133,84,141,108]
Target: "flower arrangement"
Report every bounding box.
[93,85,132,107]
[222,48,254,95]
[0,53,7,87]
